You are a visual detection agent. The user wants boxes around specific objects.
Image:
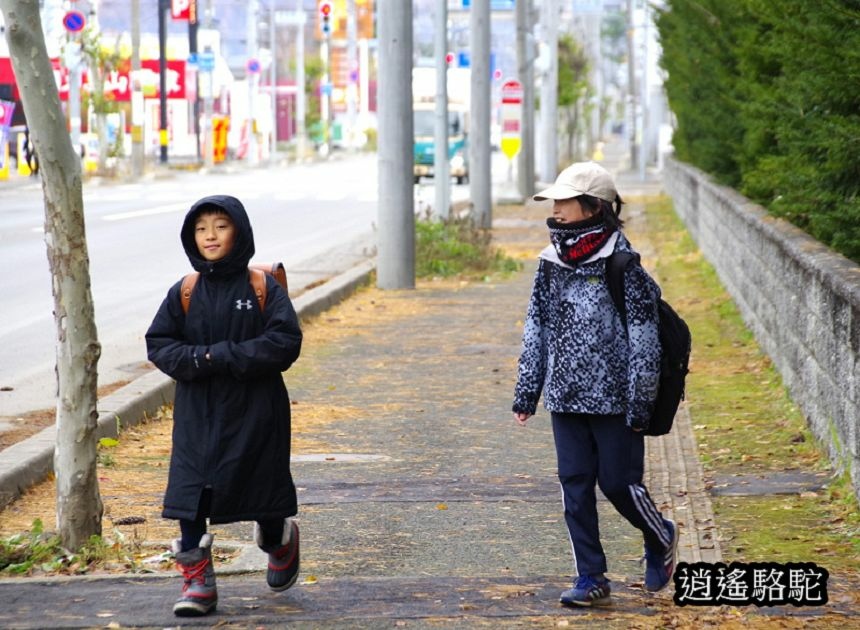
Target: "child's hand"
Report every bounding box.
[513,412,532,426]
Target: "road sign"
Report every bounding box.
[500,78,522,160]
[246,58,261,74]
[501,79,523,104]
[198,52,216,73]
[62,10,86,33]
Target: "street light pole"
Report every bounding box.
[469,0,492,229]
[516,0,535,198]
[269,0,277,162]
[295,8,307,160]
[246,0,259,165]
[433,0,450,219]
[376,0,414,289]
[538,0,558,183]
[157,0,168,164]
[131,0,144,176]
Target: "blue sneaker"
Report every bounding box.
[643,518,679,592]
[560,575,611,607]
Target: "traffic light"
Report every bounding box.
[319,1,332,36]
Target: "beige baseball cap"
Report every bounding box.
[534,161,618,203]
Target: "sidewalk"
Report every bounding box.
[0,149,841,628]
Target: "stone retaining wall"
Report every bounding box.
[664,157,860,499]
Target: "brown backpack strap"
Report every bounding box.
[249,262,288,293]
[181,266,279,315]
[180,272,200,314]
[249,267,267,312]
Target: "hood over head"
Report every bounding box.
[181,195,255,276]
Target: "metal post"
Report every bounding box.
[433,0,450,219]
[469,0,492,229]
[247,0,259,165]
[295,9,307,161]
[269,0,277,162]
[627,0,637,171]
[320,31,331,157]
[158,0,168,164]
[203,0,214,169]
[516,0,535,198]
[639,1,648,181]
[376,0,414,289]
[346,0,358,150]
[131,0,144,176]
[67,39,82,161]
[189,5,201,162]
[538,0,558,183]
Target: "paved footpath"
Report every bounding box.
[2,157,842,628]
[0,189,726,629]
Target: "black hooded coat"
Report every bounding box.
[146,195,302,523]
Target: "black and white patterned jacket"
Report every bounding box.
[512,232,662,429]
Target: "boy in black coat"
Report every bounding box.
[146,195,303,617]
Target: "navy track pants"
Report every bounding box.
[551,412,672,577]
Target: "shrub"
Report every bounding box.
[415,214,521,279]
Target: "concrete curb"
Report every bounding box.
[0,259,377,511]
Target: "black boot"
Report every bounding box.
[254,519,300,592]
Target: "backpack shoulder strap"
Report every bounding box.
[180,272,200,315]
[249,267,268,312]
[180,268,269,314]
[606,251,637,325]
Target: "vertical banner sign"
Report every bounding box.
[500,78,523,160]
[171,0,197,21]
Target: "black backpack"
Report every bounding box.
[606,251,691,436]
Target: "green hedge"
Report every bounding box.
[657,0,860,262]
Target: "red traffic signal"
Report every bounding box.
[445,52,455,65]
[319,1,332,35]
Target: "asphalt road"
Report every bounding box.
[0,155,381,418]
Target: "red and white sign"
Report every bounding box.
[51,59,188,102]
[501,79,523,105]
[499,78,523,160]
[171,0,197,22]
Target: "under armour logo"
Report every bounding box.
[235,299,253,310]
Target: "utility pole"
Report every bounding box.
[346,0,358,150]
[203,0,214,169]
[131,0,144,176]
[157,0,168,163]
[376,0,414,290]
[469,0,492,229]
[516,0,535,198]
[188,0,201,162]
[538,0,558,183]
[639,0,649,181]
[269,0,277,162]
[67,37,82,161]
[295,7,307,160]
[320,2,331,157]
[627,0,637,171]
[434,0,450,219]
[247,0,259,165]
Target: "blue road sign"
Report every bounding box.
[63,10,86,33]
[198,52,216,72]
[246,58,261,74]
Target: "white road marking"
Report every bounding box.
[102,203,188,221]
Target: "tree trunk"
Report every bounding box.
[0,0,103,549]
